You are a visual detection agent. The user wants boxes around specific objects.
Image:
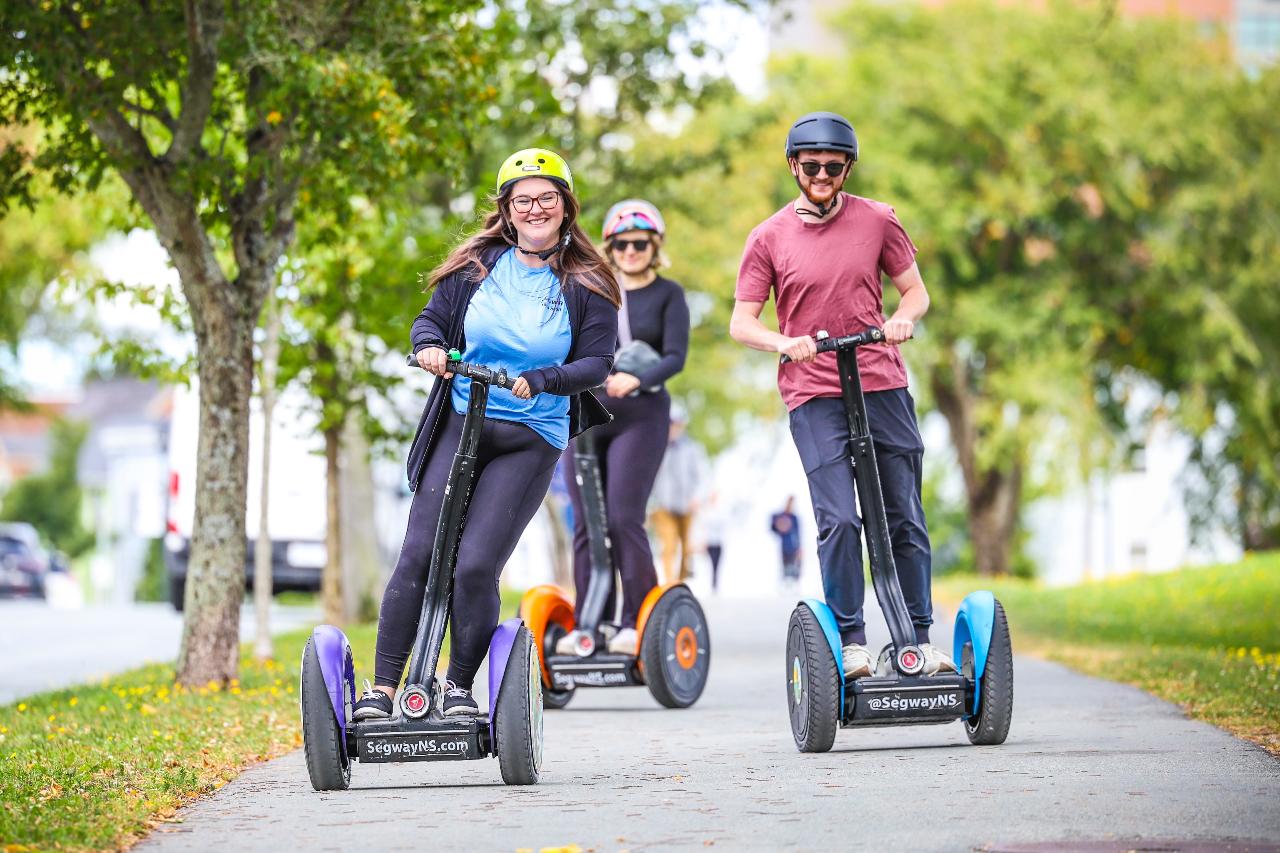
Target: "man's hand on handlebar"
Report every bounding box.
[776,334,818,364]
[416,346,454,379]
[882,317,914,346]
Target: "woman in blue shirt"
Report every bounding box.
[353,149,620,721]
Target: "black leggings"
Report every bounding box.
[375,409,559,690]
[566,389,669,629]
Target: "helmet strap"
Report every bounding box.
[515,229,572,261]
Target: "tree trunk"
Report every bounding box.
[176,294,257,685]
[254,289,281,661]
[930,351,1023,577]
[340,411,382,623]
[322,423,344,626]
[966,463,1022,577]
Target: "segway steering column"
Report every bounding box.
[782,328,924,676]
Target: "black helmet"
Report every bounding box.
[785,112,859,161]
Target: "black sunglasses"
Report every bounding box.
[799,160,849,177]
[610,238,652,253]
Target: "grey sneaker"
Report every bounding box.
[841,643,874,678]
[920,643,957,675]
[607,627,638,656]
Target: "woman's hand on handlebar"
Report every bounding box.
[883,317,914,346]
[511,376,533,399]
[605,372,642,398]
[776,334,817,364]
[416,346,453,379]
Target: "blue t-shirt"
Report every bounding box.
[451,249,572,448]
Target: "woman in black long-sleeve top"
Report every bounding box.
[557,199,691,657]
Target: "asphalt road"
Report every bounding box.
[137,593,1280,852]
[0,600,317,704]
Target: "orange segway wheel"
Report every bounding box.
[518,585,574,686]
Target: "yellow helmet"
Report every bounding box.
[496,148,574,195]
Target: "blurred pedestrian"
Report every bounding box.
[699,489,726,593]
[770,496,802,586]
[649,404,707,585]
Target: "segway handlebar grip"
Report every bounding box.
[404,352,518,391]
[779,326,885,364]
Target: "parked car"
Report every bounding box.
[0,522,52,599]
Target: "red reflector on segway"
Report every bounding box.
[405,693,425,713]
[902,651,919,669]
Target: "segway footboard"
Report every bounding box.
[842,674,971,727]
[351,715,491,763]
[545,653,644,690]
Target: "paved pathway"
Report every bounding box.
[0,600,316,703]
[139,594,1280,852]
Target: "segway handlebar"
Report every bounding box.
[405,349,519,391]
[779,326,885,363]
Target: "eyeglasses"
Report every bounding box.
[799,160,848,177]
[610,238,652,253]
[511,192,562,213]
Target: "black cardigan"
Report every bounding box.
[404,246,617,492]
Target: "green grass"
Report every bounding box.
[0,588,523,852]
[935,551,1280,756]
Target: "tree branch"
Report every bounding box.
[121,97,177,134]
[168,0,224,162]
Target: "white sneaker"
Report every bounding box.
[841,643,873,678]
[555,629,589,655]
[607,627,638,656]
[920,643,957,675]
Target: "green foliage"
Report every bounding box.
[1119,67,1280,548]
[0,125,118,405]
[276,1,763,454]
[0,418,93,557]
[936,551,1280,753]
[631,0,1277,559]
[0,587,523,849]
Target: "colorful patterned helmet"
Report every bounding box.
[602,199,665,241]
[496,148,574,195]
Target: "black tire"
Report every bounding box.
[641,587,710,709]
[300,638,351,791]
[541,622,575,710]
[786,606,839,753]
[495,626,542,785]
[169,576,185,611]
[543,687,574,709]
[965,599,1014,746]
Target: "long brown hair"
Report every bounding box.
[430,183,621,308]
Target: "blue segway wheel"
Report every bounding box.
[965,599,1013,745]
[300,638,351,790]
[786,605,839,753]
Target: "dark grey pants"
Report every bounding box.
[788,391,934,647]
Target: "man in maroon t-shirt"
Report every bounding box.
[729,111,955,678]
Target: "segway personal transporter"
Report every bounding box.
[783,327,1013,752]
[519,431,711,709]
[299,352,543,790]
